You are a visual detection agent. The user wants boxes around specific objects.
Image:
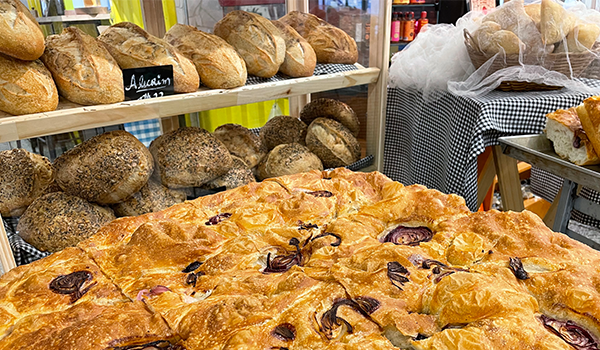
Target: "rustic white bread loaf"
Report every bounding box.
[579,96,600,159]
[540,0,576,44]
[164,24,247,89]
[53,130,154,205]
[256,143,323,180]
[111,178,186,217]
[555,23,600,53]
[0,54,58,115]
[0,0,45,60]
[41,27,124,105]
[279,11,358,64]
[545,107,599,166]
[260,115,308,150]
[98,22,199,93]
[201,155,256,190]
[473,22,524,55]
[213,11,285,78]
[271,20,316,77]
[213,123,266,168]
[150,127,233,188]
[300,98,360,136]
[0,149,54,217]
[17,192,115,252]
[483,0,544,53]
[306,117,361,168]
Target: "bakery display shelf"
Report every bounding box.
[499,134,600,193]
[0,66,380,143]
[35,14,111,24]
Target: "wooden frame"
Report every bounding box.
[0,0,390,275]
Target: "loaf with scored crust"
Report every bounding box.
[0,0,45,60]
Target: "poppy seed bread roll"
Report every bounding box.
[0,149,54,217]
[260,116,308,150]
[214,124,266,168]
[202,155,256,190]
[111,178,186,217]
[150,127,233,188]
[256,143,323,180]
[299,98,360,137]
[17,192,115,252]
[53,130,154,205]
[306,118,361,168]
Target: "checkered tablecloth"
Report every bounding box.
[384,79,600,214]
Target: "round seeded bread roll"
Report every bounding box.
[0,149,54,217]
[202,155,256,190]
[111,178,186,217]
[53,130,154,205]
[150,127,233,188]
[213,124,266,168]
[17,192,115,252]
[300,98,360,137]
[260,116,307,150]
[256,143,323,180]
[306,118,361,168]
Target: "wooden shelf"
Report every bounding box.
[0,66,380,143]
[35,14,111,24]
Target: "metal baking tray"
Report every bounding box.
[498,134,600,193]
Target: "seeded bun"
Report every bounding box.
[111,178,187,217]
[300,98,360,137]
[202,156,256,190]
[256,143,323,180]
[260,116,307,150]
[214,124,266,168]
[306,118,361,168]
[18,192,115,252]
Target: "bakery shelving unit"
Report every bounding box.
[0,0,391,274]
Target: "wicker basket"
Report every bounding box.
[464,29,600,91]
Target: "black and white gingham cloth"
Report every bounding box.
[244,63,359,85]
[384,79,600,212]
[4,217,50,266]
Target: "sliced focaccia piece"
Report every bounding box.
[545,107,600,166]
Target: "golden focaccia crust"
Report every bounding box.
[4,170,600,350]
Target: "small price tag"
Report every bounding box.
[123,65,175,101]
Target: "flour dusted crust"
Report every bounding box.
[4,169,600,350]
[0,0,45,61]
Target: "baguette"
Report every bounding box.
[41,27,124,105]
[98,22,199,93]
[271,20,316,77]
[164,24,247,89]
[0,53,58,115]
[214,11,285,78]
[0,0,45,60]
[279,11,358,64]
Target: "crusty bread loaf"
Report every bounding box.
[540,0,576,44]
[213,123,266,168]
[214,11,285,78]
[150,127,233,188]
[0,54,58,115]
[279,11,358,64]
[17,192,115,252]
[555,23,600,53]
[41,27,124,105]
[111,178,186,217]
[579,96,600,159]
[0,0,45,60]
[0,149,54,217]
[201,155,256,190]
[98,22,199,93]
[300,98,360,136]
[545,108,599,166]
[306,117,361,168]
[164,24,247,89]
[271,20,316,77]
[260,115,308,150]
[473,21,524,55]
[256,143,323,180]
[53,130,154,205]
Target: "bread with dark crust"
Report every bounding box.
[0,149,53,217]
[112,178,186,217]
[260,115,308,150]
[201,155,256,190]
[213,123,266,168]
[53,130,154,205]
[17,192,115,252]
[300,98,360,136]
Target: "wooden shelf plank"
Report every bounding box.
[35,14,111,23]
[0,67,379,143]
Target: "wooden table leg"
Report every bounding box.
[492,145,524,212]
[477,148,496,210]
[553,179,578,233]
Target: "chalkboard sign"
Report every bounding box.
[123,65,175,100]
